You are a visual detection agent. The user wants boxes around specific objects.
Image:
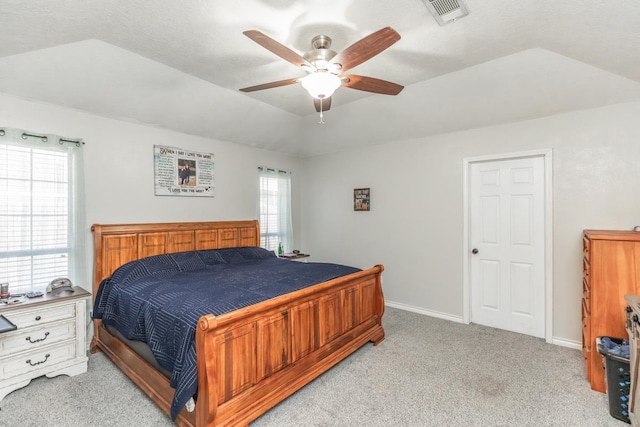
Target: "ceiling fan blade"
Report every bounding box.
[342,75,404,95]
[313,97,332,112]
[243,30,312,69]
[239,77,299,92]
[330,27,401,72]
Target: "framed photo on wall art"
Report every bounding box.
[354,188,370,211]
[154,145,214,197]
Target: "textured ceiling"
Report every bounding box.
[1,0,640,156]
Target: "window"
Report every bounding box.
[0,128,86,294]
[258,167,292,253]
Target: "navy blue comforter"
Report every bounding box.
[92,247,360,419]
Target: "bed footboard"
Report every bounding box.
[194,265,384,427]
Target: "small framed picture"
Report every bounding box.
[354,188,370,211]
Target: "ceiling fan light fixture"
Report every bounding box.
[301,72,342,99]
[240,27,404,115]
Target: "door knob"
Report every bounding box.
[472,248,479,254]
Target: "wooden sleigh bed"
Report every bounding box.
[90,220,385,427]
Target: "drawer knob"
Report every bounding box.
[25,332,50,344]
[35,315,41,321]
[26,353,50,366]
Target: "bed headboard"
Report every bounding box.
[91,220,260,297]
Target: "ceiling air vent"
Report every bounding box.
[422,0,469,26]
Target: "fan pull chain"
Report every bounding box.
[318,97,325,124]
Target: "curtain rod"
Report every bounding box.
[0,128,85,147]
[257,166,290,175]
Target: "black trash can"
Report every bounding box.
[596,336,631,424]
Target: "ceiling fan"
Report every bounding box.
[239,27,404,121]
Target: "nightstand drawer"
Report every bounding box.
[0,340,77,379]
[0,320,76,357]
[3,303,75,328]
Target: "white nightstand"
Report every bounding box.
[0,286,90,401]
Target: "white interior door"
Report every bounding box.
[469,156,545,338]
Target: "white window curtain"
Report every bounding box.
[257,166,293,253]
[0,127,87,294]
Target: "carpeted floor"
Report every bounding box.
[0,308,626,426]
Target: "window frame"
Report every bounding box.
[258,167,293,254]
[0,128,85,294]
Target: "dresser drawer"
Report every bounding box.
[0,341,77,379]
[0,320,76,357]
[3,303,75,329]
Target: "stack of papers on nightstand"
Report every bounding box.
[279,253,298,258]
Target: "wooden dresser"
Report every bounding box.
[583,230,640,392]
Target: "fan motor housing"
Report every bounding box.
[304,35,337,68]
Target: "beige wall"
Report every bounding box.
[300,100,640,346]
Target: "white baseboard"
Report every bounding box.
[385,300,465,323]
[386,300,583,350]
[551,336,581,350]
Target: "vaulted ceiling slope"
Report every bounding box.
[1,0,640,157]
